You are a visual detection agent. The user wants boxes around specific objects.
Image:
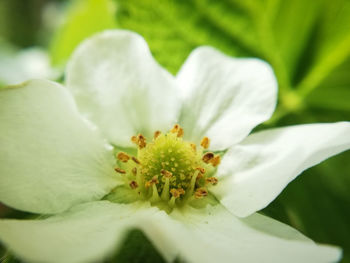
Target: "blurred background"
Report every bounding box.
[0,0,349,262]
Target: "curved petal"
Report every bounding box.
[0,201,178,263]
[177,47,277,150]
[170,205,341,263]
[0,80,118,214]
[212,122,350,217]
[0,201,340,263]
[66,30,180,147]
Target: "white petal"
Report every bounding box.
[66,30,180,147]
[0,201,180,263]
[0,80,118,214]
[0,47,57,85]
[212,122,350,217]
[0,201,340,263]
[170,205,341,263]
[177,47,277,150]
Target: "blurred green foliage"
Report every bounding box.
[0,0,43,47]
[50,0,116,66]
[0,0,350,262]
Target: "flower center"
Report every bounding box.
[113,124,220,211]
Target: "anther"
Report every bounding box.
[117,152,130,162]
[114,168,126,174]
[170,124,184,138]
[132,167,137,176]
[194,188,208,199]
[210,155,221,167]
[129,181,138,189]
[190,143,197,151]
[170,188,185,198]
[200,137,210,149]
[131,134,147,149]
[132,156,140,164]
[202,152,214,163]
[177,127,184,138]
[161,169,173,178]
[206,177,218,185]
[171,124,180,134]
[196,167,206,174]
[137,134,146,149]
[154,130,161,139]
[145,176,159,188]
[131,135,138,144]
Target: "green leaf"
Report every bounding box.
[110,229,166,263]
[296,0,350,96]
[266,0,323,87]
[50,0,117,66]
[305,58,350,111]
[115,0,350,98]
[115,0,256,74]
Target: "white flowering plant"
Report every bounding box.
[0,30,349,263]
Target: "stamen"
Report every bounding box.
[196,173,204,181]
[161,177,170,201]
[137,134,146,149]
[170,124,184,137]
[117,152,130,162]
[169,188,185,207]
[187,170,200,197]
[210,155,221,167]
[135,170,143,192]
[171,124,180,134]
[169,196,176,207]
[206,177,218,185]
[171,188,185,198]
[200,137,210,149]
[154,130,161,139]
[194,188,208,199]
[150,183,160,203]
[132,156,140,164]
[196,167,206,174]
[145,176,159,188]
[131,135,138,144]
[129,180,138,189]
[161,169,173,178]
[114,124,221,210]
[202,152,214,163]
[114,168,126,174]
[177,127,184,138]
[131,134,147,149]
[190,143,197,152]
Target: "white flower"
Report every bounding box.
[0,30,349,263]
